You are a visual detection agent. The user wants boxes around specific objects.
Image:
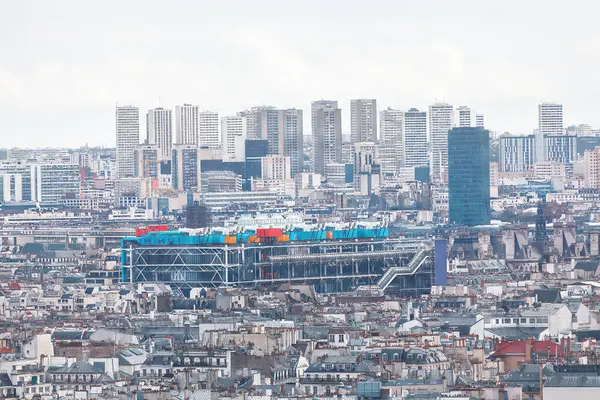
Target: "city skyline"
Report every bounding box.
[1,1,599,147]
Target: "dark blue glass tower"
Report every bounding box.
[244,139,269,190]
[448,127,490,226]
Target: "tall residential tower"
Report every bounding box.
[116,105,140,178]
[378,107,403,175]
[175,104,199,145]
[537,102,564,162]
[283,109,303,177]
[402,108,428,168]
[146,108,173,160]
[351,99,377,143]
[198,111,220,150]
[312,100,342,175]
[428,103,454,183]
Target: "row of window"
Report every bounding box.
[491,317,549,324]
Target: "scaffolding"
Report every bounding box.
[121,238,434,296]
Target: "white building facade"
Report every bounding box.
[146,108,173,160]
[537,102,563,162]
[198,111,220,150]
[403,108,428,168]
[378,107,403,176]
[429,103,454,183]
[312,100,342,175]
[221,116,247,162]
[175,104,199,145]
[115,105,140,178]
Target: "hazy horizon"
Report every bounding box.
[1,0,598,147]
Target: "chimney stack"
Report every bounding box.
[525,337,534,362]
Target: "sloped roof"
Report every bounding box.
[490,340,564,359]
[533,288,562,303]
[53,361,104,374]
[52,330,94,341]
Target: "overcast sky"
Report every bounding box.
[1,1,598,147]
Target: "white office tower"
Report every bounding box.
[312,100,342,175]
[455,105,481,128]
[351,99,377,142]
[261,155,291,180]
[198,111,220,150]
[428,103,454,183]
[283,109,303,177]
[402,108,428,168]
[378,107,403,176]
[353,142,380,195]
[537,102,563,162]
[115,105,140,178]
[146,108,173,160]
[221,115,247,162]
[538,102,564,135]
[175,104,199,145]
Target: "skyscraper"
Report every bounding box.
[146,108,173,160]
[448,127,490,226]
[175,104,199,145]
[198,111,220,150]
[428,103,454,183]
[221,115,247,162]
[402,108,428,168]
[351,99,377,142]
[257,108,284,155]
[378,107,403,175]
[312,100,342,175]
[283,109,303,177]
[537,102,563,162]
[538,102,563,136]
[116,105,140,178]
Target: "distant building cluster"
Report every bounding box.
[5,99,600,399]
